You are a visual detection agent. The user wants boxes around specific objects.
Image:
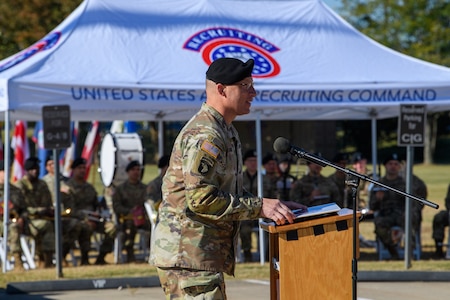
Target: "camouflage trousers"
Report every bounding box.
[96,220,117,254]
[28,218,55,253]
[156,267,226,300]
[0,220,22,254]
[432,210,449,241]
[374,214,403,248]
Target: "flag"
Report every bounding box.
[60,122,79,178]
[124,121,139,133]
[81,121,100,179]
[110,120,123,133]
[11,121,30,182]
[32,121,51,177]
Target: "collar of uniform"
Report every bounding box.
[202,103,230,130]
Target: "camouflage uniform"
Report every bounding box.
[150,104,262,284]
[113,180,149,262]
[290,174,342,207]
[0,183,26,257]
[65,178,108,264]
[327,172,350,208]
[432,184,450,257]
[15,175,55,265]
[369,176,406,253]
[43,173,81,263]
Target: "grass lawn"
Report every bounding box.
[1,163,449,289]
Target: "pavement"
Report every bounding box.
[1,272,450,300]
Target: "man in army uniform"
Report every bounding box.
[15,157,55,268]
[327,153,350,208]
[369,153,406,259]
[0,160,27,271]
[275,156,296,201]
[432,184,450,258]
[65,157,116,266]
[262,153,278,199]
[42,156,81,266]
[290,152,342,207]
[113,160,149,263]
[150,58,306,299]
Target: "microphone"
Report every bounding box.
[273,137,327,167]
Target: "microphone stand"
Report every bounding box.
[287,148,439,300]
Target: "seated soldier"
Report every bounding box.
[113,160,150,263]
[0,160,27,271]
[15,157,55,268]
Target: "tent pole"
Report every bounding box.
[158,120,164,157]
[255,113,265,265]
[370,111,378,179]
[2,111,11,273]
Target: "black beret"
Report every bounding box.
[332,152,348,163]
[206,58,254,85]
[383,153,401,165]
[126,160,141,172]
[25,157,40,171]
[243,149,257,162]
[351,152,366,164]
[262,153,277,165]
[71,157,87,169]
[157,155,170,169]
[0,161,4,171]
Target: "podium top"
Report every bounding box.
[260,208,358,234]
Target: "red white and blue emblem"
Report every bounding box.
[183,27,281,78]
[0,31,61,73]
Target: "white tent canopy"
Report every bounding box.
[2,0,450,121]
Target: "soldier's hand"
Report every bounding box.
[261,198,306,225]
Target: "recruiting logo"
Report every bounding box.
[183,27,280,78]
[0,31,61,73]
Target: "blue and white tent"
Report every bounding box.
[1,0,450,122]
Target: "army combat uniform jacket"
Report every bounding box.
[150,103,262,276]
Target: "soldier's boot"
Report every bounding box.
[95,252,108,265]
[126,248,136,263]
[387,245,399,260]
[37,254,45,269]
[43,252,54,268]
[12,252,24,272]
[80,251,90,266]
[434,239,444,258]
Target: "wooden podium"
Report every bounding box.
[260,209,359,300]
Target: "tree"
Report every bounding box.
[0,0,82,59]
[339,0,450,164]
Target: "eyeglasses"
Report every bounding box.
[238,82,254,90]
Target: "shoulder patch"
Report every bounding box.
[201,140,220,159]
[198,157,214,175]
